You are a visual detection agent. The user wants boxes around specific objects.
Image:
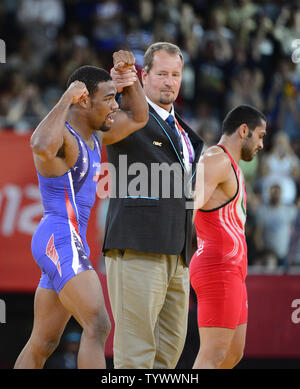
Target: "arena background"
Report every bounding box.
[1,0,300,369]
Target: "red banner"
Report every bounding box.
[0,132,104,289]
[245,274,300,358]
[0,132,41,291]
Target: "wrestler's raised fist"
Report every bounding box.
[113,50,136,73]
[65,81,89,104]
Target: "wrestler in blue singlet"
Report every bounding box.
[31,122,101,294]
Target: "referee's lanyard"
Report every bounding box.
[175,118,194,164]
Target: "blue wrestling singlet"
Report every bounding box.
[31,122,102,293]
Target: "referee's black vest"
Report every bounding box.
[102,104,203,265]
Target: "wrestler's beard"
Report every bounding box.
[98,122,110,132]
[241,146,253,161]
[241,131,257,161]
[241,142,257,161]
[97,112,117,132]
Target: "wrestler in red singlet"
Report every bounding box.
[190,104,267,369]
[189,145,248,329]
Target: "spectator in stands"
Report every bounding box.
[8,37,43,80]
[254,183,297,270]
[191,100,221,150]
[6,81,48,133]
[226,67,265,112]
[0,70,47,131]
[194,36,227,114]
[267,58,300,140]
[250,12,278,93]
[273,5,300,58]
[60,35,103,86]
[16,0,65,55]
[92,0,124,52]
[258,132,300,205]
[202,8,233,63]
[287,194,300,268]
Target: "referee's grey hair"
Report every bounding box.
[143,42,184,73]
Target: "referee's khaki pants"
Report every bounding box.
[105,249,190,369]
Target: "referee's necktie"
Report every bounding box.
[166,114,183,154]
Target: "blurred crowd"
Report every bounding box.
[1,0,300,271]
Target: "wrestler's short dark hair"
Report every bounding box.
[222,105,266,135]
[66,65,111,97]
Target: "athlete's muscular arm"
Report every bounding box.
[101,50,149,145]
[30,81,88,176]
[193,147,231,220]
[31,81,87,160]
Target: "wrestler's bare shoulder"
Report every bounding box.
[200,145,231,170]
